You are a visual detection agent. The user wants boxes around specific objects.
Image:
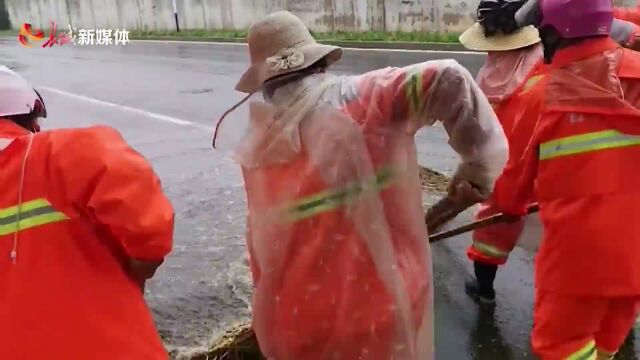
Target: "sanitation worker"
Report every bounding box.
[214,10,508,360]
[0,66,174,359]
[495,0,640,358]
[458,0,546,304]
[457,0,640,306]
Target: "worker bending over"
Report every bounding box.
[215,11,508,360]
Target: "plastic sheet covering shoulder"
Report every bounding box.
[215,59,508,359]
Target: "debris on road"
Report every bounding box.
[190,322,261,360]
[419,165,450,194]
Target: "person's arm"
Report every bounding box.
[51,126,174,287]
[493,132,539,217]
[493,86,545,216]
[357,60,508,198]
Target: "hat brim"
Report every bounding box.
[459,23,541,52]
[235,43,343,93]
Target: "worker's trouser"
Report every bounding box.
[532,290,640,359]
[468,199,525,266]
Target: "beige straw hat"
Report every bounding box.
[459,22,540,51]
[235,11,343,93]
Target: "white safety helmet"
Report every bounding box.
[0,65,47,118]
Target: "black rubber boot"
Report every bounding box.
[465,262,498,305]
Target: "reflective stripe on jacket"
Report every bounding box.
[494,38,640,296]
[0,120,173,359]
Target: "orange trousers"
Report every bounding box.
[532,290,640,359]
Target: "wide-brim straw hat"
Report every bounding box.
[459,22,540,51]
[235,11,343,93]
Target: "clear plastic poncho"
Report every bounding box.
[218,59,507,360]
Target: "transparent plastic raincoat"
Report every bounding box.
[229,60,508,360]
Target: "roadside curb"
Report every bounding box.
[130,36,476,52]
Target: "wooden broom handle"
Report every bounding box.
[428,203,540,243]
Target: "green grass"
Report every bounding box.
[0,29,15,37]
[130,29,460,43]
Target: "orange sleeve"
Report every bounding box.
[615,7,640,26]
[493,85,544,216]
[51,126,174,261]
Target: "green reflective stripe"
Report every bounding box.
[472,241,509,259]
[406,70,423,115]
[0,199,50,219]
[567,341,596,360]
[540,130,640,160]
[0,199,68,236]
[285,169,394,222]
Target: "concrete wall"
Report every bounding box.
[6,0,640,33]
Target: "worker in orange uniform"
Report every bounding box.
[0,66,174,359]
[458,0,546,304]
[214,11,509,360]
[494,0,640,358]
[457,0,640,306]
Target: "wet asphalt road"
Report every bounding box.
[1,38,638,359]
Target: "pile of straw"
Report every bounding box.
[191,322,262,360]
[419,166,450,194]
[193,166,449,360]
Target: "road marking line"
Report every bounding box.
[39,86,211,130]
[131,39,485,55]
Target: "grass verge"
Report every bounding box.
[130,29,460,44]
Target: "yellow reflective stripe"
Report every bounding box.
[285,169,394,222]
[406,70,423,115]
[567,341,596,360]
[0,199,69,236]
[0,199,50,219]
[472,241,509,259]
[521,74,545,93]
[540,130,640,160]
[0,212,68,236]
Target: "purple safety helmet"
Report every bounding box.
[516,0,613,39]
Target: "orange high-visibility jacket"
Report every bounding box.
[0,120,174,359]
[469,49,548,265]
[495,38,640,296]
